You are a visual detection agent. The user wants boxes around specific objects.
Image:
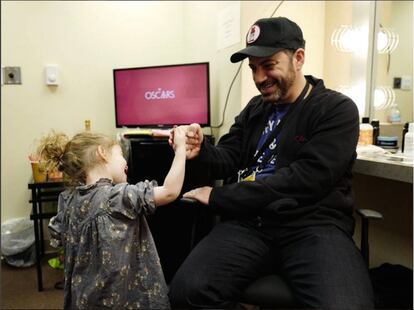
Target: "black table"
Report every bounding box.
[28,180,65,291]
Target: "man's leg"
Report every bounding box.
[169,220,273,308]
[278,225,374,309]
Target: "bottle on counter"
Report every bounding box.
[388,102,401,123]
[358,117,373,146]
[401,122,409,153]
[371,119,380,145]
[403,123,413,161]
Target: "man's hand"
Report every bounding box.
[169,123,203,160]
[185,123,203,159]
[183,186,212,205]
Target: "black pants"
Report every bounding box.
[169,220,374,309]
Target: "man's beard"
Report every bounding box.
[257,67,296,103]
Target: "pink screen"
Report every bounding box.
[114,63,209,127]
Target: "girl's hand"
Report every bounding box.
[172,126,187,151]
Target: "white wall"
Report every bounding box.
[1,1,326,222]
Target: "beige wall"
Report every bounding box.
[323,1,353,90]
[2,1,185,221]
[181,1,243,137]
[1,1,326,222]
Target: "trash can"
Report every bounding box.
[1,218,36,267]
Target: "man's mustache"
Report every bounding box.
[257,78,282,90]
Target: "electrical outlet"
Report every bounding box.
[3,67,22,84]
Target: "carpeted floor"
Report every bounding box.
[1,257,64,309]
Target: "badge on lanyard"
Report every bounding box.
[242,171,256,182]
[237,169,256,182]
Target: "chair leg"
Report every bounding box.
[356,208,383,267]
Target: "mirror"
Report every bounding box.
[324,2,373,118]
[324,1,412,127]
[371,1,413,125]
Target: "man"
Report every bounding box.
[169,17,374,309]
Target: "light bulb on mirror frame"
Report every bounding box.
[377,27,399,54]
[373,86,395,110]
[331,25,364,53]
[331,25,398,54]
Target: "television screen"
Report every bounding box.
[113,62,210,128]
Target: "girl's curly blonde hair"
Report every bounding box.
[37,131,117,185]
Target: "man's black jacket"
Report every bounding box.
[195,76,359,235]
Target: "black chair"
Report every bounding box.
[181,198,383,309]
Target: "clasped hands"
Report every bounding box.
[169,123,212,205]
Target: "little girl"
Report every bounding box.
[39,128,187,309]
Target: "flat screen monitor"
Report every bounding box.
[113,62,210,128]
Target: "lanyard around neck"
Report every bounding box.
[246,80,310,170]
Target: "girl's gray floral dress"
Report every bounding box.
[49,178,170,309]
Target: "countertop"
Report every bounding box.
[354,153,413,183]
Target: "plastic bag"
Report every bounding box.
[3,244,36,267]
[1,218,35,256]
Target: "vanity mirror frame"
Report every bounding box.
[367,1,413,125]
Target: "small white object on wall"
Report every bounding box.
[45,65,59,85]
[217,2,240,50]
[400,75,412,91]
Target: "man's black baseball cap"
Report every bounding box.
[230,17,305,63]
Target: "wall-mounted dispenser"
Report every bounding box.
[45,65,59,86]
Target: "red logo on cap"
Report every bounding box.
[246,25,260,44]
